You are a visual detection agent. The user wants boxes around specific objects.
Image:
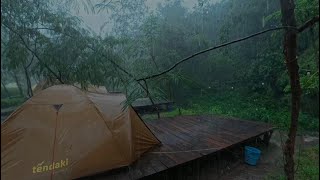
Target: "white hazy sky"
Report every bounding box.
[72,0,219,35]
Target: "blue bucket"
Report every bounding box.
[244,146,261,166]
[167,104,174,112]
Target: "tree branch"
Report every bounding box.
[2,23,64,84]
[134,16,318,82]
[86,46,136,79]
[143,79,160,119]
[87,45,153,92]
[26,54,35,68]
[32,27,57,31]
[297,16,319,33]
[26,38,37,68]
[136,26,298,81]
[4,22,150,102]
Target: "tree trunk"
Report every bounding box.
[24,66,33,97]
[1,82,11,98]
[112,77,115,92]
[168,83,171,100]
[150,41,160,72]
[13,73,24,97]
[280,0,301,179]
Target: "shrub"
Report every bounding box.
[1,97,25,108]
[145,92,319,132]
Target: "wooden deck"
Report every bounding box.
[79,115,274,180]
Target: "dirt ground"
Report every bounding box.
[219,131,319,180]
[143,130,319,180]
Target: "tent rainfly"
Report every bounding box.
[1,85,160,180]
[33,80,109,95]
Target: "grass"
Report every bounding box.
[266,146,319,180]
[2,86,318,132]
[143,92,319,133]
[296,146,319,179]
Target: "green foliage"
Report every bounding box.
[1,97,25,108]
[1,0,131,94]
[265,11,281,25]
[267,146,319,180]
[1,1,319,178]
[144,93,319,132]
[1,0,318,130]
[296,146,319,179]
[295,0,319,24]
[300,73,319,94]
[265,0,319,26]
[299,46,319,94]
[1,86,22,98]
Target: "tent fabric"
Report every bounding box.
[1,85,160,180]
[73,83,109,94]
[32,79,61,94]
[33,80,108,95]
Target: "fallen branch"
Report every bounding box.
[136,26,299,81]
[136,17,319,82]
[298,16,319,33]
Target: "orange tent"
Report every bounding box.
[1,85,160,179]
[33,80,108,95]
[32,79,61,94]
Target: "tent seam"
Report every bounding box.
[50,111,59,180]
[131,107,161,144]
[81,91,130,164]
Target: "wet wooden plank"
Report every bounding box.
[167,119,224,151]
[130,159,156,178]
[147,125,192,166]
[127,166,143,180]
[145,154,168,172]
[83,115,273,180]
